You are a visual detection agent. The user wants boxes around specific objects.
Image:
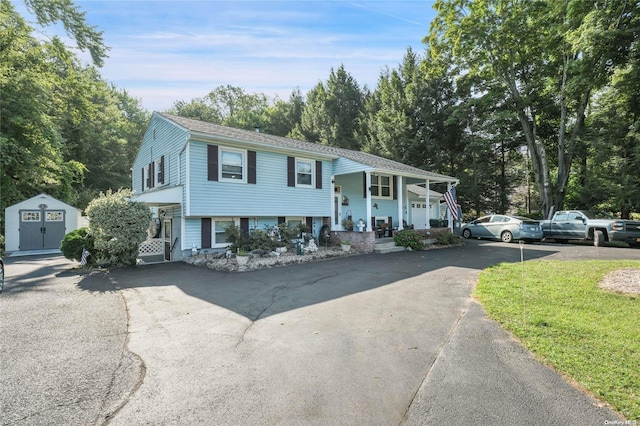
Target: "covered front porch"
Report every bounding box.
[330,168,458,236]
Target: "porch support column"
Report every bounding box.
[366,171,372,231]
[425,179,431,230]
[447,181,454,232]
[397,175,403,230]
[330,175,335,231]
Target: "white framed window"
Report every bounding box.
[371,174,392,198]
[220,148,246,182]
[213,218,238,247]
[143,164,151,190]
[296,158,314,187]
[286,217,304,228]
[46,211,64,221]
[155,156,165,186]
[22,211,40,221]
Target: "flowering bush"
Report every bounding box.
[85,189,152,267]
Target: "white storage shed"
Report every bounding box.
[4,194,83,253]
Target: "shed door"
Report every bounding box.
[19,210,66,250]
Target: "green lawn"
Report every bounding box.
[474,260,640,421]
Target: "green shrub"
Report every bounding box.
[436,232,462,245]
[248,229,276,251]
[394,229,423,251]
[60,228,94,263]
[85,189,152,267]
[224,224,247,252]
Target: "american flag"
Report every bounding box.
[444,186,459,221]
[80,247,91,266]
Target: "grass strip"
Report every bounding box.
[474,260,640,421]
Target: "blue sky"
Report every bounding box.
[16,1,438,112]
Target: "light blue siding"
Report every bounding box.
[187,141,332,217]
[184,218,201,251]
[132,114,187,192]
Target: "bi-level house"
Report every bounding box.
[132,112,457,261]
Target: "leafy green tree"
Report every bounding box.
[0,1,84,208]
[265,88,305,137]
[429,0,640,218]
[85,189,152,267]
[169,85,272,131]
[567,61,640,217]
[23,0,108,67]
[292,65,364,149]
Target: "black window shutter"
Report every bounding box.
[363,172,367,198]
[315,161,322,189]
[240,218,249,237]
[248,150,257,184]
[201,218,212,249]
[306,216,313,230]
[207,145,218,181]
[393,176,398,200]
[287,157,295,187]
[159,155,165,184]
[278,217,286,224]
[388,216,393,225]
[149,162,155,188]
[141,168,145,191]
[371,217,375,228]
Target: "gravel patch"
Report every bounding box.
[598,268,640,295]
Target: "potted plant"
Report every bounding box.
[341,218,355,231]
[236,250,250,265]
[341,240,352,252]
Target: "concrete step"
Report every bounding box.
[373,241,406,254]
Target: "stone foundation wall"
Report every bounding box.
[329,231,376,253]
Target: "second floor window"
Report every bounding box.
[220,149,245,182]
[296,159,314,187]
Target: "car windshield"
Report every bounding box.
[581,211,615,219]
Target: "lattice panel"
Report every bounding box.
[139,238,163,256]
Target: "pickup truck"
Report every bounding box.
[540,210,640,246]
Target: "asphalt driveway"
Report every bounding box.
[103,242,637,425]
[2,241,637,425]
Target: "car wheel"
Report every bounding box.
[501,231,513,243]
[594,230,605,247]
[462,229,472,239]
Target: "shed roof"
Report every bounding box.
[157,112,457,183]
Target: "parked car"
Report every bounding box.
[461,215,543,243]
[0,258,4,293]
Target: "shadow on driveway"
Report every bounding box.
[77,243,557,321]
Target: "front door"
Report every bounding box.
[163,219,172,261]
[19,210,66,250]
[334,186,342,229]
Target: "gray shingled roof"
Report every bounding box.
[407,184,443,198]
[158,112,457,182]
